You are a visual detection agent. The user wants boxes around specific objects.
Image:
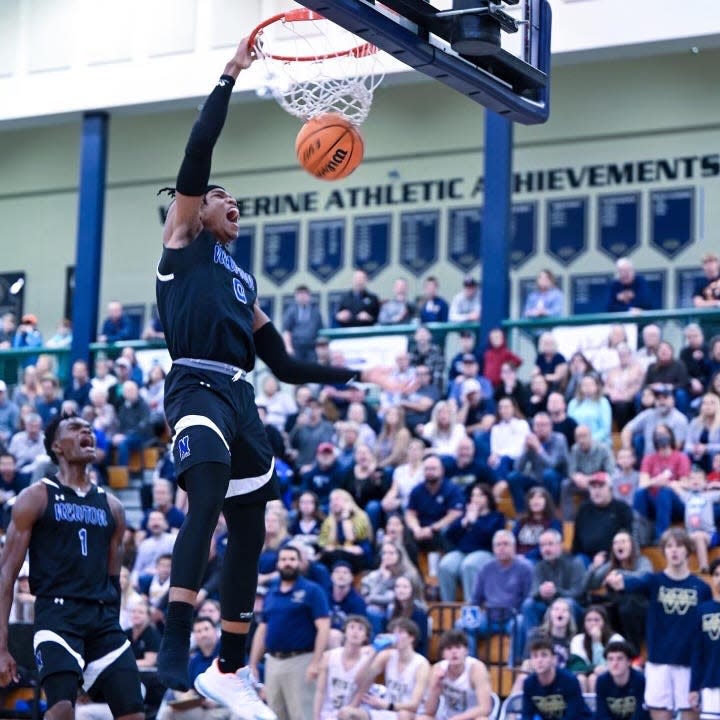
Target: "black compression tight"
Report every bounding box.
[220,500,266,621]
[170,462,229,591]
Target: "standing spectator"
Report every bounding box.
[507,412,569,513]
[567,374,612,446]
[572,473,634,567]
[458,530,532,663]
[418,276,449,323]
[534,333,568,393]
[111,380,152,469]
[633,424,691,542]
[605,343,646,429]
[98,300,135,343]
[645,342,690,413]
[606,528,712,720]
[405,455,464,553]
[334,270,381,328]
[408,326,446,391]
[438,483,505,602]
[607,257,653,313]
[282,285,324,362]
[326,561,367,645]
[595,639,649,720]
[523,269,565,319]
[693,252,720,309]
[35,374,63,428]
[520,529,585,635]
[636,324,663,373]
[248,546,330,720]
[378,277,415,325]
[521,635,592,720]
[12,313,43,366]
[684,393,720,474]
[560,424,615,520]
[512,487,563,563]
[0,382,20,449]
[584,530,652,657]
[494,362,532,417]
[7,413,45,484]
[482,327,522,388]
[65,359,93,410]
[449,275,481,323]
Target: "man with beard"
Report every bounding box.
[248,546,330,720]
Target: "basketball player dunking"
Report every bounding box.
[155,36,402,718]
[0,413,145,720]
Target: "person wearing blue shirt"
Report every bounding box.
[99,300,136,343]
[326,561,367,646]
[249,546,330,720]
[607,258,654,313]
[596,640,649,720]
[418,276,450,323]
[523,270,565,319]
[405,455,464,553]
[606,527,711,719]
[522,634,592,719]
[690,557,720,718]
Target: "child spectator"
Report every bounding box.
[611,447,640,507]
[482,327,522,388]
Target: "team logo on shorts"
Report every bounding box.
[177,435,191,461]
[233,278,247,304]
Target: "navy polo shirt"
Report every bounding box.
[407,479,465,527]
[263,576,329,653]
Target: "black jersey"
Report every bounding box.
[156,231,258,369]
[28,478,117,603]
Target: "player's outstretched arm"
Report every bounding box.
[0,485,46,686]
[164,36,255,249]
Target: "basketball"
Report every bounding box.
[295,113,364,181]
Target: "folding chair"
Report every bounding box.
[489,691,501,720]
[498,692,523,720]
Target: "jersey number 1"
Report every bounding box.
[78,528,88,557]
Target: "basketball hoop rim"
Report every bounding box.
[249,8,378,63]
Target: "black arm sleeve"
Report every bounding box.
[176,74,235,196]
[254,322,358,385]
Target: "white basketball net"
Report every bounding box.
[253,12,384,127]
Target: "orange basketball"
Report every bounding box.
[295,113,364,181]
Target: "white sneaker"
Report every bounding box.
[194,661,277,720]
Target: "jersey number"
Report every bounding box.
[78,528,88,557]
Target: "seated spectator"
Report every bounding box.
[98,300,136,343]
[448,331,483,386]
[607,257,653,313]
[343,443,387,530]
[382,513,420,571]
[564,352,596,404]
[319,351,367,419]
[300,443,347,513]
[438,483,505,602]
[534,333,568,393]
[645,341,690,413]
[405,454,464,553]
[561,423,616,520]
[361,538,422,636]
[13,313,43,366]
[137,553,172,621]
[119,565,143,631]
[11,366,38,410]
[88,385,118,436]
[448,355,493,409]
[546,392,578,450]
[289,490,324,544]
[346,402,378,449]
[449,275,481,323]
[378,352,416,417]
[334,269,381,327]
[693,251,720,308]
[120,347,145,387]
[605,342,646,429]
[64,359,92,410]
[506,412,568,512]
[141,310,165,342]
[142,364,166,421]
[527,374,552,418]
[91,356,118,393]
[131,510,176,581]
[487,397,532,488]
[620,383,689,460]
[127,600,162,668]
[457,530,531,663]
[0,312,15,349]
[374,406,411,470]
[420,401,468,458]
[400,364,441,434]
[494,361,531,417]
[523,269,565,319]
[137,477,185,542]
[378,277,415,325]
[35,374,62,428]
[317,489,373,572]
[408,326,445,392]
[387,576,430,657]
[445,436,495,493]
[326,560,367,647]
[513,487,563,564]
[257,375,297,433]
[335,421,361,470]
[672,466,720,573]
[684,393,720,473]
[567,373,612,446]
[521,635,593,720]
[568,605,623,693]
[257,503,291,588]
[636,323,662,373]
[282,284,324,362]
[0,453,24,529]
[591,324,627,380]
[381,438,425,516]
[111,380,152,469]
[633,423,691,542]
[456,379,495,436]
[572,473,634,567]
[288,396,335,473]
[611,447,640,508]
[595,640,649,720]
[7,413,45,484]
[482,327,522,388]
[418,275,449,323]
[680,323,711,404]
[583,530,651,655]
[521,529,585,636]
